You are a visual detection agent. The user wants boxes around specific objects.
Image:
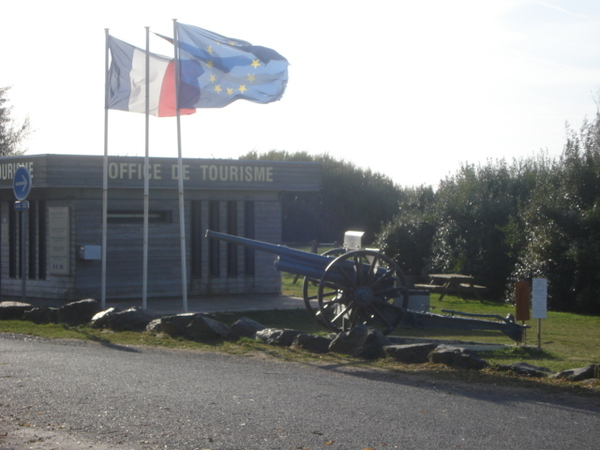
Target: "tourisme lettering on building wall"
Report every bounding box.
[0,161,274,184]
[0,156,320,192]
[106,162,274,183]
[0,161,34,180]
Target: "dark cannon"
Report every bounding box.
[205,230,527,342]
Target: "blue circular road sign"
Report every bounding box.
[13,166,32,201]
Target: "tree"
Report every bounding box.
[510,114,600,313]
[422,161,530,299]
[239,151,404,244]
[378,158,543,300]
[0,86,30,156]
[376,185,436,278]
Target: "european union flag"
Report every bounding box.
[175,23,289,108]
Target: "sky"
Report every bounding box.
[2,0,600,188]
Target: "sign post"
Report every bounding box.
[13,166,32,302]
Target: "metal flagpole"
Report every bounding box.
[142,27,151,310]
[173,19,188,312]
[101,29,110,309]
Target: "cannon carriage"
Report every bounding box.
[205,230,527,342]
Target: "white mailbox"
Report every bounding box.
[344,230,364,251]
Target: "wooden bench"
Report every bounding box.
[459,283,488,291]
[414,284,445,293]
[456,283,488,300]
[413,282,488,300]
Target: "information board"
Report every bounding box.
[532,278,548,319]
[48,206,70,275]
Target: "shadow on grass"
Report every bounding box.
[478,345,559,361]
[66,325,142,353]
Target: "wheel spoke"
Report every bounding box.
[353,255,364,286]
[367,305,395,331]
[321,280,344,291]
[348,306,363,330]
[303,248,347,328]
[365,255,379,284]
[320,289,342,300]
[330,303,354,325]
[316,249,408,335]
[369,269,398,291]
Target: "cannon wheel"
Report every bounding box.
[316,250,409,335]
[302,248,346,327]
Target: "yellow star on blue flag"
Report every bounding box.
[175,23,289,108]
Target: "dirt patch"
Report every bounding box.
[0,421,133,450]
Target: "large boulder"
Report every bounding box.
[160,313,200,337]
[384,343,439,364]
[23,306,58,324]
[255,328,305,347]
[328,325,367,355]
[186,315,230,341]
[291,334,331,353]
[552,364,599,382]
[429,346,489,370]
[328,325,391,359]
[57,299,102,326]
[226,317,266,340]
[495,362,553,378]
[0,301,32,320]
[90,308,119,329]
[107,307,156,332]
[146,318,163,333]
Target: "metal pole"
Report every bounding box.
[102,29,110,309]
[142,26,151,310]
[173,19,188,312]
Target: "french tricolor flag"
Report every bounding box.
[107,35,195,117]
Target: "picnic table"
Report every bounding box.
[414,273,487,301]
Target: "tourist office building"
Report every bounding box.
[0,154,321,301]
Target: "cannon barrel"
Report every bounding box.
[205,230,528,342]
[205,229,347,281]
[205,229,393,286]
[205,229,326,264]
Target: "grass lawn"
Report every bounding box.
[281,271,600,373]
[0,271,597,394]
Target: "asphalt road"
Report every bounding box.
[1,333,599,450]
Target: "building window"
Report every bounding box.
[8,200,47,280]
[244,201,255,276]
[227,201,238,276]
[191,201,202,278]
[209,201,220,277]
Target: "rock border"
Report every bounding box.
[1,300,598,381]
